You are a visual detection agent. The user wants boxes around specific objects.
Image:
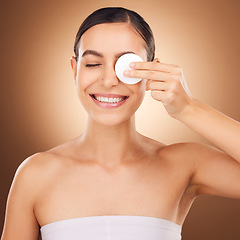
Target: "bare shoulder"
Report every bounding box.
[17,151,61,179]
[139,134,209,166]
[163,141,230,167]
[154,142,220,179]
[170,142,240,198]
[1,152,60,239]
[157,141,219,160]
[15,150,69,190]
[13,151,69,210]
[11,150,72,204]
[9,151,58,206]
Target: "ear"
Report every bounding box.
[70,56,77,81]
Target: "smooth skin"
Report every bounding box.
[1,22,240,240]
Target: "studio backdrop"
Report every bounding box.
[1,0,240,239]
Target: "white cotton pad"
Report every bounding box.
[115,53,143,84]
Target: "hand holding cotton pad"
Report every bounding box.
[115,53,143,84]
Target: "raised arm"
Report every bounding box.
[176,99,240,197]
[1,155,40,240]
[126,58,240,198]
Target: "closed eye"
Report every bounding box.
[85,64,102,68]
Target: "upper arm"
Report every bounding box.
[1,154,42,240]
[189,143,240,199]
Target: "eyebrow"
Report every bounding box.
[81,49,135,59]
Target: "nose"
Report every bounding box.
[101,63,119,89]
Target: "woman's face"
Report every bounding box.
[71,22,148,126]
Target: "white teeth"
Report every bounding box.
[95,95,126,103]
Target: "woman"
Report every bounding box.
[1,6,240,240]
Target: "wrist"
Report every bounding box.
[175,98,202,122]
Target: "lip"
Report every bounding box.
[93,93,128,98]
[89,93,129,109]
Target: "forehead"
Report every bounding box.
[79,23,147,60]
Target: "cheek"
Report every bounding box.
[129,80,146,105]
[76,67,99,91]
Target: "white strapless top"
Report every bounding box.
[40,215,182,240]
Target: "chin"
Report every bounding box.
[91,112,133,127]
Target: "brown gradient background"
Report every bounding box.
[1,0,240,239]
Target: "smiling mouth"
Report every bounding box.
[90,94,129,104]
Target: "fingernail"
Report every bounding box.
[130,62,135,68]
[124,70,130,76]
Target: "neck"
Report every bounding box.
[79,115,142,168]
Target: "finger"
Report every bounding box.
[130,61,178,73]
[150,90,166,102]
[146,80,168,91]
[124,69,174,81]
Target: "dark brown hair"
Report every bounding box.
[73,7,155,62]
